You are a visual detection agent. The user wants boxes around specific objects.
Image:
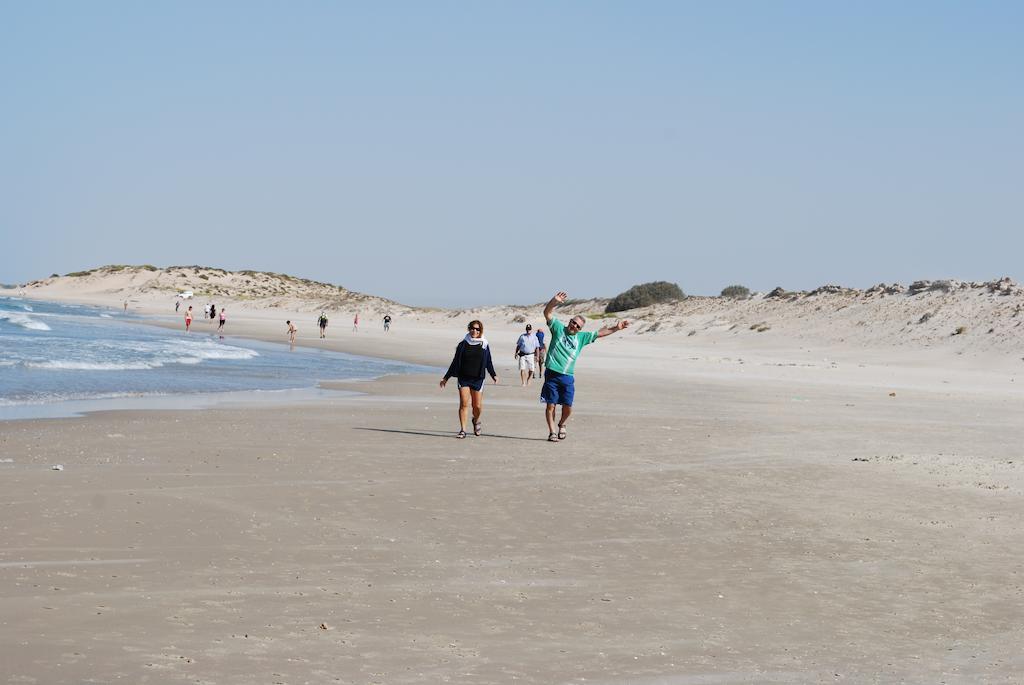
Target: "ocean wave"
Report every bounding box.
[0,312,51,331]
[22,341,259,372]
[27,360,157,371]
[0,390,152,406]
[192,347,260,361]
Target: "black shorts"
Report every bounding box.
[457,377,484,392]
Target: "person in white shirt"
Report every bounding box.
[514,324,540,387]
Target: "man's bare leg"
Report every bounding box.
[557,405,572,438]
[545,403,558,437]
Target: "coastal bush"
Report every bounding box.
[720,285,750,299]
[954,325,967,336]
[605,281,685,313]
[50,273,59,278]
[66,270,93,277]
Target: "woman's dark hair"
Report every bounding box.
[467,319,484,333]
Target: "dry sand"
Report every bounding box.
[3,271,1024,683]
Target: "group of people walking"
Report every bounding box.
[298,312,393,342]
[183,290,626,443]
[441,291,629,441]
[182,302,226,335]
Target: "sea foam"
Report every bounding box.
[0,312,51,331]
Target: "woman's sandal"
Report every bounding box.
[557,426,567,440]
[548,432,558,442]
[473,421,482,436]
[456,430,467,439]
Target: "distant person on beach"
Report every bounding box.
[123,299,128,312]
[440,319,499,439]
[175,300,180,312]
[541,291,629,442]
[218,308,226,335]
[287,320,297,345]
[185,306,193,332]
[352,312,359,332]
[210,303,217,320]
[515,324,539,387]
[318,312,329,339]
[383,314,391,332]
[535,327,546,376]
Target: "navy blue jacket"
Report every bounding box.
[444,340,497,381]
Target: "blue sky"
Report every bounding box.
[2,2,1021,306]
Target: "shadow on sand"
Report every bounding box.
[354,427,550,442]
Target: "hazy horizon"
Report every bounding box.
[3,3,1022,308]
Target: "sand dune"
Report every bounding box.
[19,265,1024,359]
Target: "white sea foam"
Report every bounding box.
[22,304,33,311]
[0,312,51,331]
[24,341,258,372]
[193,347,259,361]
[99,313,112,318]
[27,360,156,371]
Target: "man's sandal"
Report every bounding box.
[456,430,467,439]
[473,421,482,436]
[557,426,567,440]
[547,432,558,442]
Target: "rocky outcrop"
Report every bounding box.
[866,282,906,295]
[987,277,1019,295]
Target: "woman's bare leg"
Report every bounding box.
[458,386,471,432]
[471,389,484,432]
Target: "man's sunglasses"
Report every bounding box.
[568,320,582,329]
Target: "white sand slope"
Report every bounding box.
[18,266,1024,361]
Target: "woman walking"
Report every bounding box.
[440,320,499,438]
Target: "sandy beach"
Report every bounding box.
[3,271,1024,683]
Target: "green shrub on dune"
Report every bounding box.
[720,285,750,299]
[605,281,685,313]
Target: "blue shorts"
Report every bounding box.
[541,370,575,406]
[457,376,484,392]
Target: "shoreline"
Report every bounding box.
[0,295,445,422]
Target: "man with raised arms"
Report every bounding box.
[541,291,630,442]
